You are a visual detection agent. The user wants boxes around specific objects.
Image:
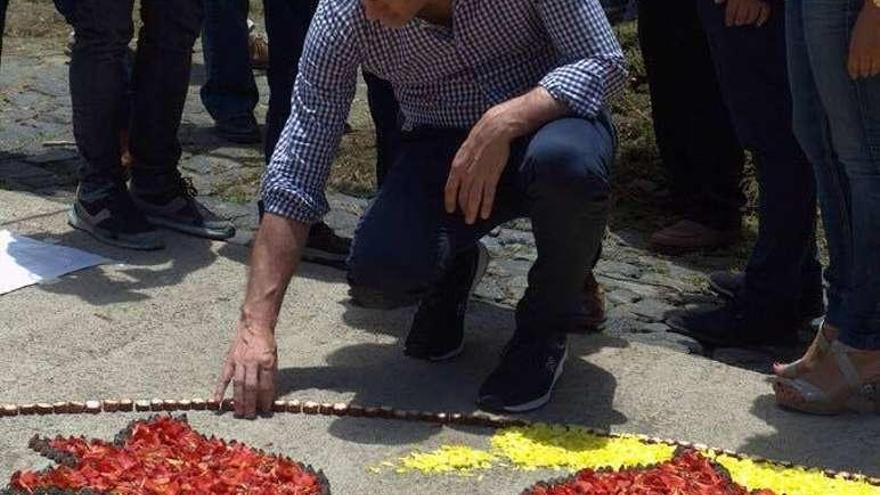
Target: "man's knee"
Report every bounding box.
[526,119,614,203]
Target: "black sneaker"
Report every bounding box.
[213,115,261,144]
[130,177,236,240]
[303,221,352,265]
[68,186,164,251]
[708,271,825,321]
[477,332,568,413]
[667,301,801,348]
[405,242,489,361]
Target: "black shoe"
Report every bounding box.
[303,221,351,265]
[405,242,489,361]
[68,186,164,251]
[214,115,261,144]
[667,301,801,348]
[130,177,236,240]
[708,271,825,321]
[477,332,568,413]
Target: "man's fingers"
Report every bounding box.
[465,179,484,224]
[480,182,496,221]
[213,361,234,402]
[725,1,737,26]
[257,366,276,415]
[756,4,770,26]
[232,364,246,418]
[243,365,259,419]
[736,3,754,26]
[445,171,461,213]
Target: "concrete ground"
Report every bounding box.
[3,187,880,494]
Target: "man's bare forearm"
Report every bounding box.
[240,214,310,331]
[488,87,571,140]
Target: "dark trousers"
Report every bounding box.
[262,0,400,186]
[348,116,615,336]
[637,0,745,229]
[200,0,258,125]
[698,0,821,316]
[67,0,202,198]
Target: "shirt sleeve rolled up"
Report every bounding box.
[536,0,629,118]
[261,0,361,224]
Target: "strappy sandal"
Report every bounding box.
[773,319,836,378]
[774,341,880,415]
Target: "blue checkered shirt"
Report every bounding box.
[263,0,628,223]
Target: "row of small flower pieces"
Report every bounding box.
[3,415,330,495]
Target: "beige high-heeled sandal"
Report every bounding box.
[774,319,835,378]
[774,341,880,415]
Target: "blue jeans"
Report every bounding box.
[347,116,615,336]
[787,0,880,349]
[200,0,258,126]
[697,0,821,319]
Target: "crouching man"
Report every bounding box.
[215,0,627,417]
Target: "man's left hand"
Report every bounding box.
[716,0,771,27]
[849,1,880,80]
[445,110,514,225]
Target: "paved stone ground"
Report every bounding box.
[0,39,811,378]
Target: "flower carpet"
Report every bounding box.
[2,400,879,495]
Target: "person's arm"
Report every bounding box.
[849,0,880,79]
[445,0,627,224]
[214,0,361,419]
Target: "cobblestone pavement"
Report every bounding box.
[0,43,811,374]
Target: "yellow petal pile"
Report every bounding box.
[395,445,497,474]
[490,424,675,471]
[712,453,880,495]
[372,423,880,495]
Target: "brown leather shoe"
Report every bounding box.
[649,219,740,254]
[249,33,269,70]
[581,272,607,333]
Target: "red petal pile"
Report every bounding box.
[524,450,778,495]
[8,416,327,495]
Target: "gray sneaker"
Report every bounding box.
[68,187,165,251]
[130,177,236,240]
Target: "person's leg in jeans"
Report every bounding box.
[774,0,880,414]
[127,0,235,240]
[348,116,615,412]
[65,0,169,250]
[638,0,746,253]
[668,0,822,347]
[200,0,260,143]
[363,70,400,189]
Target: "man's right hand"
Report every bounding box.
[214,318,278,419]
[715,0,771,27]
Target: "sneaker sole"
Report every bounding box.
[486,345,569,414]
[143,214,236,241]
[68,209,165,251]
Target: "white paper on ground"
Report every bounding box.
[0,229,110,295]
